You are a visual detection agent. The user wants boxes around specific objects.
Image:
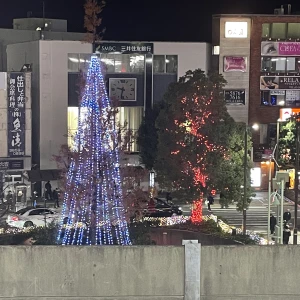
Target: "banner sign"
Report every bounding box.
[261,76,300,90]
[224,56,247,72]
[224,90,245,105]
[0,160,24,171]
[96,42,154,54]
[7,73,26,157]
[261,41,300,56]
[279,108,300,121]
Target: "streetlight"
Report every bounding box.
[243,123,259,235]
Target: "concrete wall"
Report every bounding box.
[0,245,300,299]
[154,42,211,78]
[201,246,300,299]
[218,17,251,124]
[0,246,184,300]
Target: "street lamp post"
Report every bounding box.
[243,127,247,235]
[294,121,299,244]
[243,123,259,235]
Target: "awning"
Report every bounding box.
[26,169,61,182]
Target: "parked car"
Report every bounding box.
[6,207,59,228]
[144,198,182,218]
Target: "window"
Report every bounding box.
[115,107,143,152]
[260,90,300,107]
[287,23,300,39]
[261,56,299,73]
[68,107,79,148]
[79,54,91,72]
[101,54,115,73]
[262,23,270,38]
[100,54,144,73]
[271,23,287,39]
[287,57,296,72]
[68,54,80,72]
[286,90,300,106]
[28,209,43,216]
[166,55,178,73]
[130,55,144,73]
[153,55,165,73]
[261,57,286,72]
[213,46,220,55]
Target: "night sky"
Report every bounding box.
[1,0,300,42]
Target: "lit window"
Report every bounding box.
[68,54,80,72]
[67,107,79,148]
[213,46,220,55]
[153,55,165,73]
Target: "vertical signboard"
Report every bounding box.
[7,73,26,157]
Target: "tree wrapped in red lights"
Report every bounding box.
[155,70,237,203]
[191,198,203,223]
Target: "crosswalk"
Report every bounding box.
[204,207,273,232]
[181,204,276,233]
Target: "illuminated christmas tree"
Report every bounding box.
[58,55,131,245]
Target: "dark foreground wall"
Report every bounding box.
[1,245,300,299]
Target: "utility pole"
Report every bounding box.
[294,122,299,244]
[243,126,247,235]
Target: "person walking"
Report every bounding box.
[207,193,214,212]
[45,181,52,200]
[283,209,291,223]
[283,224,291,244]
[53,188,59,208]
[270,214,277,234]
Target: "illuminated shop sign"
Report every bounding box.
[261,41,300,56]
[225,22,248,38]
[224,56,247,72]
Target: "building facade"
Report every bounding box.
[5,39,210,192]
[0,72,32,207]
[212,7,300,189]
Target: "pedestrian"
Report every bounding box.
[283,224,291,244]
[270,214,277,234]
[53,188,59,208]
[207,193,214,212]
[45,181,52,200]
[283,209,291,223]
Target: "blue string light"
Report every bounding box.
[57,55,131,245]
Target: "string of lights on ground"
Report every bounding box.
[0,213,268,245]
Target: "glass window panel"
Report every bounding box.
[115,54,131,73]
[271,23,287,39]
[130,55,144,73]
[261,57,272,72]
[287,57,296,72]
[153,55,165,73]
[79,53,91,73]
[275,57,286,71]
[261,91,270,106]
[68,107,79,148]
[262,23,270,38]
[116,107,143,152]
[297,59,300,73]
[287,23,300,39]
[261,57,286,72]
[68,54,80,72]
[166,55,178,73]
[100,54,115,73]
[286,90,300,107]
